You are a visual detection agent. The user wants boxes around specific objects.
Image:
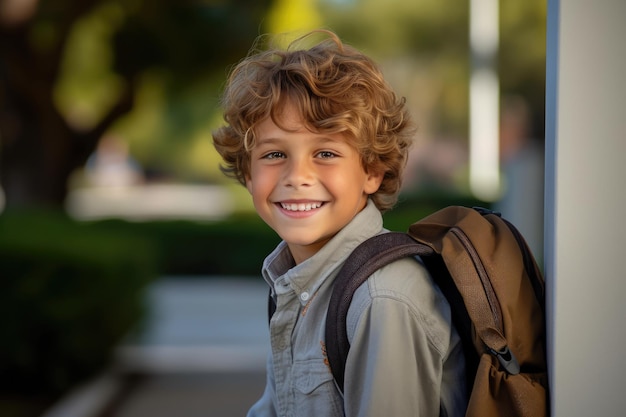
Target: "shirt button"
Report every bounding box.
[300,292,310,302]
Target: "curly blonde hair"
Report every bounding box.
[212,30,415,212]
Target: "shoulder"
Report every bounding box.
[349,256,445,313]
[369,257,433,302]
[346,256,454,353]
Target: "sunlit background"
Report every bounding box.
[0,0,546,415]
[0,0,546,220]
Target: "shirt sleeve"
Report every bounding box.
[342,263,451,417]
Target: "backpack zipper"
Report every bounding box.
[450,225,521,375]
[450,226,503,331]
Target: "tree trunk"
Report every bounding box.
[0,83,77,208]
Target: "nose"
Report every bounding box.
[284,157,314,188]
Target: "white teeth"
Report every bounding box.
[281,202,322,212]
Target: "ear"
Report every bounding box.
[364,170,384,195]
[245,176,253,194]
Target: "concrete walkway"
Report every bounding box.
[118,276,270,373]
[43,277,270,417]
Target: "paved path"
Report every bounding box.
[117,276,270,374]
[44,277,270,417]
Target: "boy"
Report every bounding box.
[212,29,467,417]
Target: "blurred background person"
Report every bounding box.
[494,95,545,265]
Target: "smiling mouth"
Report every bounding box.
[279,202,324,212]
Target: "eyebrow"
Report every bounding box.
[255,137,283,145]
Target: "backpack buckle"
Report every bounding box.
[490,346,520,375]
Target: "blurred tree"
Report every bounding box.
[266,0,322,41]
[500,1,546,139]
[0,0,271,208]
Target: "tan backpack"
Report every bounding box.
[325,206,549,416]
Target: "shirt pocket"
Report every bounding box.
[292,359,343,416]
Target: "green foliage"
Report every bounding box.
[0,0,274,207]
[0,209,157,397]
[320,0,469,58]
[81,190,486,276]
[91,215,282,276]
[499,1,547,137]
[78,0,275,180]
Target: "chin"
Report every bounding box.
[282,236,318,247]
[297,234,337,247]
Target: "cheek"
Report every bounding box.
[247,168,274,198]
[337,163,377,192]
[246,163,263,194]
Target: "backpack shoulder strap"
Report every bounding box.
[325,232,432,392]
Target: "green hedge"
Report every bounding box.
[80,192,484,277]
[0,209,157,400]
[81,190,486,277]
[90,214,281,277]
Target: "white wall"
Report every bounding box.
[545,1,626,416]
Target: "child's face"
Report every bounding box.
[246,102,383,264]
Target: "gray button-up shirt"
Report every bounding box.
[248,200,467,417]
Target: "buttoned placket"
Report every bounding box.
[270,276,301,416]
